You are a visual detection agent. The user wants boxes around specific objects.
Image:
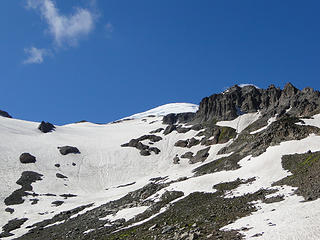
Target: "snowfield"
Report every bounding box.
[1,103,320,239]
[122,103,199,120]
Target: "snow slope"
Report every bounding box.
[216,112,261,133]
[122,103,198,120]
[1,103,320,239]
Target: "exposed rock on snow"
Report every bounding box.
[58,146,80,155]
[0,109,12,118]
[162,112,196,125]
[121,135,161,156]
[174,138,200,148]
[52,201,64,207]
[163,124,177,135]
[56,173,68,179]
[0,218,28,238]
[19,153,36,164]
[189,147,210,164]
[173,155,180,164]
[4,171,43,206]
[181,151,194,160]
[38,121,55,133]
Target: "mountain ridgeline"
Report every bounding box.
[163,83,320,126]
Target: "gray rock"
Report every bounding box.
[164,125,177,135]
[149,147,161,154]
[58,146,80,155]
[174,140,188,148]
[181,152,194,159]
[195,82,320,123]
[5,208,14,214]
[52,201,64,206]
[163,112,195,125]
[176,126,191,133]
[19,153,36,164]
[140,149,151,156]
[189,147,210,164]
[56,173,68,179]
[173,156,180,164]
[137,135,162,142]
[38,121,55,133]
[188,138,200,148]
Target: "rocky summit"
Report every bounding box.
[195,83,320,122]
[1,83,320,240]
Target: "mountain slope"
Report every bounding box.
[1,85,320,239]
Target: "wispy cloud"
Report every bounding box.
[24,0,96,64]
[23,47,51,64]
[27,0,95,47]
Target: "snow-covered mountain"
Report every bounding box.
[1,83,320,240]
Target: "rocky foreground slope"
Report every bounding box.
[1,83,320,239]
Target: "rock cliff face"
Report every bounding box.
[195,83,320,122]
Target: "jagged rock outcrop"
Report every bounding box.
[189,147,210,164]
[194,83,320,123]
[0,110,12,118]
[162,112,195,125]
[218,117,320,157]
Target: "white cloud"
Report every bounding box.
[27,0,95,47]
[23,47,50,64]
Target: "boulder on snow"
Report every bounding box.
[38,121,55,133]
[0,110,12,118]
[19,153,36,164]
[173,155,180,164]
[58,146,80,155]
[56,173,68,179]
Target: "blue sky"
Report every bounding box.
[1,0,320,124]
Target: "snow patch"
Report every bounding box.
[216,112,261,133]
[100,206,149,222]
[239,83,260,89]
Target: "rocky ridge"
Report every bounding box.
[195,83,320,122]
